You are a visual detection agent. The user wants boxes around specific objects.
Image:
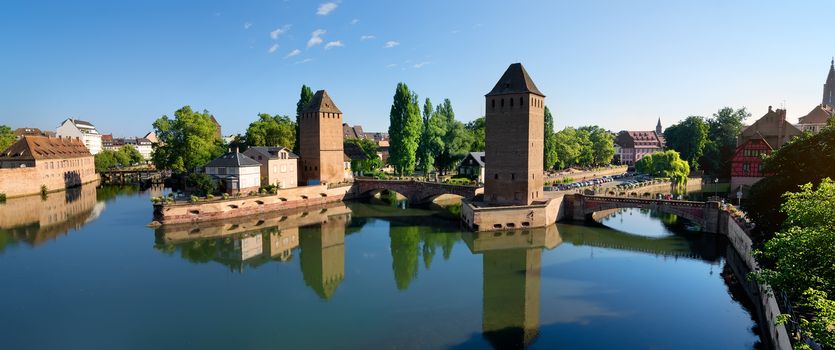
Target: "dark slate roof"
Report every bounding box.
[302,90,342,114]
[68,118,96,128]
[343,142,368,161]
[468,152,485,166]
[246,146,299,159]
[205,152,261,168]
[486,63,544,97]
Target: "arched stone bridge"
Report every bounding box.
[565,194,722,234]
[351,179,481,203]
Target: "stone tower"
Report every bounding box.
[299,90,345,185]
[484,63,545,206]
[656,117,663,134]
[823,58,835,109]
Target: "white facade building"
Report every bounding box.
[56,118,103,155]
[204,152,262,194]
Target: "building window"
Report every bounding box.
[510,98,513,107]
[491,99,495,109]
[501,99,504,108]
[511,173,515,180]
[742,163,750,174]
[494,173,498,180]
[520,97,523,106]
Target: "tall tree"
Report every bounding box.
[387,83,422,175]
[435,99,471,174]
[151,106,225,173]
[416,98,439,175]
[294,85,314,153]
[464,117,485,152]
[554,127,581,169]
[663,116,708,169]
[700,107,750,177]
[543,106,558,170]
[580,125,615,166]
[245,113,296,148]
[118,145,144,165]
[0,125,14,151]
[575,128,594,166]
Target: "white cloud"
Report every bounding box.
[285,49,301,58]
[413,61,430,68]
[270,24,291,40]
[316,2,338,15]
[307,29,326,48]
[324,41,344,50]
[386,63,397,69]
[244,22,252,29]
[296,58,313,64]
[268,44,279,53]
[350,18,359,25]
[384,40,399,48]
[360,35,376,41]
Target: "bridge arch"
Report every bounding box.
[566,194,721,234]
[352,179,479,204]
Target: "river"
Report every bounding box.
[0,184,762,349]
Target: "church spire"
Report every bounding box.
[655,117,662,134]
[824,58,835,108]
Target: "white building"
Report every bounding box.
[204,152,262,195]
[56,118,103,155]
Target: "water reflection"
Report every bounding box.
[0,184,103,252]
[463,226,560,349]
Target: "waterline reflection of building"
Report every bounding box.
[463,226,561,349]
[0,183,101,252]
[154,203,352,295]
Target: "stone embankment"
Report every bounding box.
[153,183,352,225]
[546,165,628,183]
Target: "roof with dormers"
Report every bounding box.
[302,90,342,114]
[0,136,91,162]
[486,63,544,97]
[205,152,261,168]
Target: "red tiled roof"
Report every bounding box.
[0,136,91,161]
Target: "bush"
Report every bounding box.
[0,192,5,203]
[186,173,217,196]
[190,195,199,203]
[222,193,230,200]
[40,185,48,198]
[151,197,161,204]
[206,194,215,200]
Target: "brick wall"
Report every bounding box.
[0,156,97,198]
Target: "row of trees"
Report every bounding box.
[93,146,144,172]
[548,124,615,170]
[663,107,749,176]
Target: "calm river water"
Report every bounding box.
[0,185,762,349]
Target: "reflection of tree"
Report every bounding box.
[390,225,420,290]
[96,185,139,202]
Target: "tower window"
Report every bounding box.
[491,99,495,109]
[501,99,504,108]
[511,173,515,180]
[494,173,498,179]
[510,98,514,107]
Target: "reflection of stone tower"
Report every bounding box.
[299,214,349,299]
[299,90,345,185]
[482,249,542,348]
[484,63,545,205]
[463,226,560,349]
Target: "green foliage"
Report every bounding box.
[700,107,750,176]
[190,195,199,203]
[435,99,472,174]
[0,192,6,203]
[416,98,440,174]
[586,126,615,165]
[245,113,296,149]
[118,145,144,165]
[387,82,423,175]
[753,179,835,347]
[186,173,218,197]
[550,125,614,169]
[663,116,708,169]
[464,117,485,152]
[747,119,835,234]
[94,150,119,172]
[543,106,558,170]
[151,106,224,173]
[0,125,14,152]
[554,127,581,169]
[40,185,48,198]
[390,225,420,290]
[345,138,382,173]
[294,85,314,153]
[635,150,690,191]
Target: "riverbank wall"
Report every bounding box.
[461,195,565,231]
[721,211,793,350]
[0,166,99,198]
[546,165,628,183]
[153,183,352,224]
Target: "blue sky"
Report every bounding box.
[1,0,834,137]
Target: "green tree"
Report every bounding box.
[345,138,382,173]
[747,118,835,234]
[94,150,119,172]
[635,150,690,191]
[0,125,14,151]
[663,116,708,169]
[575,128,594,167]
[117,145,144,165]
[754,178,835,348]
[390,225,420,290]
[543,106,558,170]
[387,83,422,175]
[464,117,485,152]
[245,113,296,148]
[554,127,581,169]
[434,99,472,174]
[294,85,314,153]
[416,98,443,175]
[700,107,750,177]
[186,172,218,196]
[151,106,225,173]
